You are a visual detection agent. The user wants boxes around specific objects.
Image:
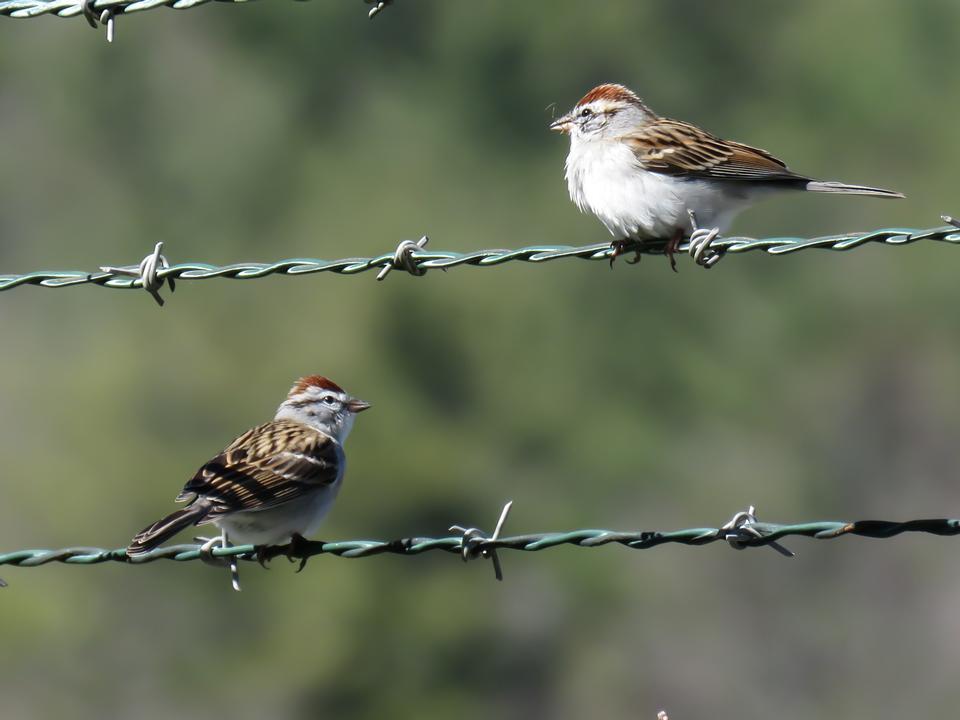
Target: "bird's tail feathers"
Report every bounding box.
[805,181,904,199]
[126,501,212,557]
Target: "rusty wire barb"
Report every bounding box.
[1,220,958,305]
[2,505,960,590]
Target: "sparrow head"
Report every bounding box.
[275,375,371,442]
[549,83,656,141]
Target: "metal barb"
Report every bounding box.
[195,532,242,592]
[365,0,393,18]
[721,505,794,557]
[100,241,174,306]
[80,0,116,42]
[687,209,724,268]
[449,500,513,581]
[376,236,429,281]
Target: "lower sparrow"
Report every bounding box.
[551,83,904,270]
[127,376,370,557]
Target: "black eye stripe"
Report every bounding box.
[580,107,617,120]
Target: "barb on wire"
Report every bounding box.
[2,220,958,297]
[0,0,390,21]
[721,505,794,557]
[364,0,392,18]
[3,505,960,585]
[195,531,241,591]
[450,500,513,581]
[100,241,175,306]
[81,0,114,41]
[376,235,429,281]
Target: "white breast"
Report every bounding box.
[565,138,751,239]
[213,481,341,546]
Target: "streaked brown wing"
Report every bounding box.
[624,118,807,183]
[176,420,342,514]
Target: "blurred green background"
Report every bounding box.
[2,1,959,718]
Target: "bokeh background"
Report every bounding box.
[2,1,959,718]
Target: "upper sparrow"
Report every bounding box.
[550,83,904,269]
[127,375,370,558]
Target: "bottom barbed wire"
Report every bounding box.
[2,508,958,572]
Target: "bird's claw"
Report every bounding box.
[254,546,272,569]
[285,533,311,573]
[250,535,310,572]
[609,239,642,268]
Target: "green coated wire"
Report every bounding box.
[1,223,958,302]
[1,514,957,569]
[0,0,388,21]
[2,503,957,590]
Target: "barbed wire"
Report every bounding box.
[2,503,958,591]
[0,0,390,21]
[2,220,958,306]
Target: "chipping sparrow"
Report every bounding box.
[126,375,370,557]
[551,83,904,270]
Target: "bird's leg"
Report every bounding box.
[609,239,642,268]
[255,545,272,569]
[285,533,311,573]
[686,210,724,268]
[664,229,682,273]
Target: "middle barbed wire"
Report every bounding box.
[2,222,959,293]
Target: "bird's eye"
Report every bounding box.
[323,396,337,405]
[580,108,593,118]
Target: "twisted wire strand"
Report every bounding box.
[0,0,382,20]
[2,224,958,294]
[2,517,958,568]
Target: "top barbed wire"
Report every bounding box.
[2,0,391,41]
[0,0,391,21]
[1,221,959,306]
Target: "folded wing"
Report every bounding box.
[177,420,343,516]
[624,118,809,184]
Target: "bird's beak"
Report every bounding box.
[549,114,573,134]
[346,398,372,413]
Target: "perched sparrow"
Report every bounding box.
[127,376,370,558]
[550,83,904,270]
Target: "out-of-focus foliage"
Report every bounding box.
[1,2,959,718]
